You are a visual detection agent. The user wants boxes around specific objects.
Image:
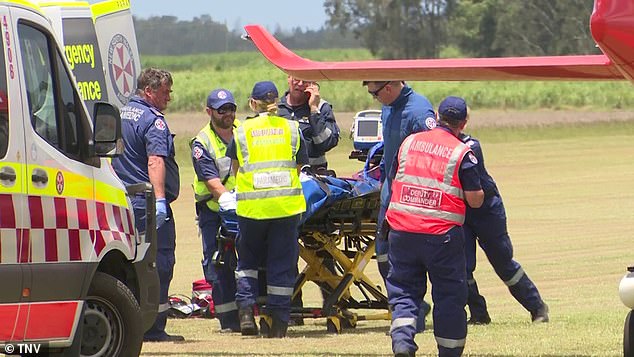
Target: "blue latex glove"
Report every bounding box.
[156,198,167,229]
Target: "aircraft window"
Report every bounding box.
[0,31,8,159]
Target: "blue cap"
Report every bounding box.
[207,89,236,109]
[250,81,278,101]
[438,96,468,121]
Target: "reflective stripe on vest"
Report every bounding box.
[386,128,470,235]
[190,124,236,211]
[234,114,306,219]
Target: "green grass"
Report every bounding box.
[142,50,634,113]
[142,119,634,356]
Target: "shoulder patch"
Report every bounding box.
[154,118,166,131]
[468,153,478,164]
[425,116,437,130]
[466,140,475,147]
[193,146,203,160]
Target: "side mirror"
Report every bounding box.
[93,102,123,157]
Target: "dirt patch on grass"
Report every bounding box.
[166,109,634,136]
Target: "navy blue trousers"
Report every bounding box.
[132,198,176,339]
[387,227,467,357]
[197,203,239,330]
[235,215,300,322]
[464,195,545,319]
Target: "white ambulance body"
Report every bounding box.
[0,1,158,356]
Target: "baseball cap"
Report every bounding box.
[250,81,278,101]
[438,96,468,121]
[207,89,236,109]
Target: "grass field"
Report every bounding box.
[140,114,634,356]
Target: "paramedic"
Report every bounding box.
[364,80,436,328]
[460,132,549,324]
[386,96,483,357]
[227,81,309,338]
[191,88,241,332]
[111,68,184,342]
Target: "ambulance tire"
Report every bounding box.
[80,272,143,357]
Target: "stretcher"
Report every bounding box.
[218,144,388,333]
[290,172,389,333]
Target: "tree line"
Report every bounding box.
[134,0,599,59]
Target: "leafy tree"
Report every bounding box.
[325,0,456,59]
[449,0,599,57]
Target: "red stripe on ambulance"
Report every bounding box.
[28,196,43,229]
[45,228,58,262]
[0,194,15,228]
[76,199,89,229]
[54,197,68,229]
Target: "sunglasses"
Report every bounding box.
[215,105,236,115]
[368,81,390,98]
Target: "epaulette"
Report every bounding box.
[149,107,164,117]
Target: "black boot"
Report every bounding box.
[239,307,258,336]
[268,318,288,338]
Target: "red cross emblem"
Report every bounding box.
[55,171,64,195]
[108,34,136,106]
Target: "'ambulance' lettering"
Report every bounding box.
[409,140,453,159]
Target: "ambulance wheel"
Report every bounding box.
[625,310,634,357]
[80,272,143,357]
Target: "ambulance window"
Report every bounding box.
[19,23,59,149]
[0,35,7,159]
[18,22,91,162]
[55,48,91,159]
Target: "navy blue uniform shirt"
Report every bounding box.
[112,95,180,202]
[278,94,339,162]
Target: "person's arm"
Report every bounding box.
[464,189,484,209]
[226,139,239,176]
[296,131,310,173]
[308,102,340,153]
[410,97,436,134]
[148,155,166,198]
[459,151,484,208]
[192,141,227,199]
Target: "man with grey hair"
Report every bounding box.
[112,67,184,342]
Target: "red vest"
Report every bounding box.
[386,128,471,235]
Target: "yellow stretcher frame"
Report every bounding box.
[290,190,390,333]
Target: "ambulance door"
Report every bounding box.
[13,8,96,342]
[91,0,140,107]
[0,6,26,343]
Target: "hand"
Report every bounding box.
[218,191,237,211]
[156,198,167,229]
[305,83,321,111]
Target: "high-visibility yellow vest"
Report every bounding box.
[234,114,305,219]
[191,123,236,212]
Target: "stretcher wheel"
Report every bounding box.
[326,316,341,334]
[260,315,272,336]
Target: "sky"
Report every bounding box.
[113,1,329,32]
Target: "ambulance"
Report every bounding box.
[0,1,158,356]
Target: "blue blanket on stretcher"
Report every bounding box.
[300,142,383,224]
